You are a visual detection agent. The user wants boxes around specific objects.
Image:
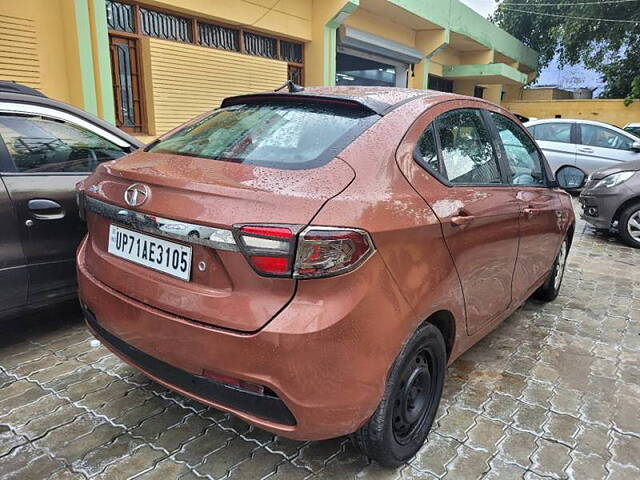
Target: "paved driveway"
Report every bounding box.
[1,207,639,480]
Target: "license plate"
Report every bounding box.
[108,224,192,281]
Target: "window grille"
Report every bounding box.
[140,7,193,43]
[281,40,303,64]
[243,32,277,59]
[106,0,135,33]
[199,23,239,51]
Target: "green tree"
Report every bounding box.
[491,0,640,102]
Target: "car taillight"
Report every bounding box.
[236,225,297,277]
[294,227,374,279]
[235,225,375,279]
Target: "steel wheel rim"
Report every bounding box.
[627,210,640,241]
[553,241,567,291]
[392,349,437,445]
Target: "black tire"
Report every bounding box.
[618,202,640,249]
[350,322,446,467]
[534,236,569,301]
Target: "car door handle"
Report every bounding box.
[451,215,475,227]
[578,147,594,153]
[523,207,540,217]
[27,199,65,220]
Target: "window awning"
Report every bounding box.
[338,25,423,65]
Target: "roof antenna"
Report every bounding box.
[275,80,305,93]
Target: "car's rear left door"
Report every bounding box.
[402,106,520,336]
[0,107,130,305]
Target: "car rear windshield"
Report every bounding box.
[147,101,378,169]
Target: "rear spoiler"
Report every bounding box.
[220,92,390,116]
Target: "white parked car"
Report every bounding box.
[525,119,640,189]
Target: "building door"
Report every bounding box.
[109,35,144,133]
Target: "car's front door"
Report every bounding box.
[576,123,640,174]
[0,111,129,305]
[490,112,565,302]
[405,107,520,335]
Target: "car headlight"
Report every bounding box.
[593,171,635,189]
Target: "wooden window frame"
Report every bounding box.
[106,0,304,84]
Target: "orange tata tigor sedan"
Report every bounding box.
[76,87,574,466]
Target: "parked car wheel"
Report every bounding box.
[619,202,640,248]
[350,322,446,467]
[534,237,569,301]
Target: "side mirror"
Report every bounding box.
[555,166,586,190]
[632,141,640,152]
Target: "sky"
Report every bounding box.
[459,0,605,94]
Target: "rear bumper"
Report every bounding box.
[77,236,417,440]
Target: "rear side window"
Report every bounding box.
[148,101,377,169]
[414,124,440,174]
[436,109,502,185]
[533,123,572,144]
[0,115,126,173]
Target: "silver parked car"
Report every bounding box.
[525,119,640,189]
[579,160,640,248]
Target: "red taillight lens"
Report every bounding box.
[236,225,296,277]
[294,228,374,279]
[235,225,374,279]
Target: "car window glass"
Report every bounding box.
[148,101,376,169]
[436,109,502,185]
[581,124,634,151]
[492,113,546,186]
[0,115,126,173]
[413,124,441,174]
[533,123,572,144]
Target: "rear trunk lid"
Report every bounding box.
[82,151,355,332]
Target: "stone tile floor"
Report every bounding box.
[0,204,639,479]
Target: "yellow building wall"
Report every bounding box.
[504,99,640,128]
[519,88,573,101]
[143,38,288,136]
[0,0,81,106]
[142,0,312,41]
[344,8,415,47]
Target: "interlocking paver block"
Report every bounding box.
[173,424,235,467]
[0,425,26,457]
[94,445,166,480]
[72,433,144,477]
[227,448,282,479]
[566,451,608,480]
[441,444,491,479]
[530,438,572,479]
[411,433,460,477]
[497,426,537,469]
[194,436,257,479]
[16,402,85,440]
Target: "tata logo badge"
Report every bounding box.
[124,183,150,207]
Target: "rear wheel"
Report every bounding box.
[350,323,446,467]
[619,202,640,249]
[534,236,569,301]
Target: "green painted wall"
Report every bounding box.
[443,63,528,84]
[389,0,538,70]
[74,0,98,114]
[90,0,116,124]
